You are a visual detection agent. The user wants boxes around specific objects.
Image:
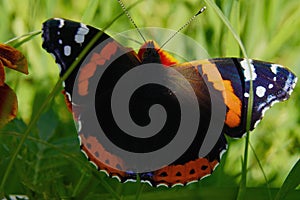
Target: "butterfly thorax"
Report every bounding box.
[139,41,161,64]
[137,40,178,66]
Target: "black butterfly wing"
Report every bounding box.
[42,18,144,182]
[151,58,297,186]
[42,18,297,187]
[42,18,141,102]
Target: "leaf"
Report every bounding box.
[0,43,28,74]
[0,84,18,128]
[37,108,58,141]
[275,159,300,200]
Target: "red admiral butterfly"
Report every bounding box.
[41,18,297,187]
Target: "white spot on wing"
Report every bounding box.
[254,119,261,128]
[75,23,89,44]
[212,162,220,171]
[112,175,121,182]
[75,35,85,43]
[99,169,109,176]
[57,63,62,73]
[200,173,211,180]
[262,106,270,117]
[157,183,168,187]
[77,119,82,132]
[50,53,56,60]
[50,52,63,73]
[285,73,297,96]
[6,195,29,200]
[64,45,71,56]
[256,86,266,98]
[240,59,257,81]
[89,161,98,169]
[219,145,228,159]
[268,84,274,89]
[270,64,278,74]
[124,179,137,183]
[290,77,298,95]
[65,91,72,102]
[78,24,89,34]
[80,149,88,158]
[244,92,249,98]
[186,180,198,186]
[292,77,298,88]
[171,183,184,187]
[140,180,152,186]
[270,100,280,106]
[78,135,82,146]
[58,19,65,28]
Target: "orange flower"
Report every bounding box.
[0,43,28,127]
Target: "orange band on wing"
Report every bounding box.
[80,134,126,178]
[78,41,118,96]
[222,80,242,128]
[153,158,218,186]
[200,62,242,128]
[201,62,226,91]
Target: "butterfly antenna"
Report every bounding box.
[118,0,147,43]
[160,6,206,50]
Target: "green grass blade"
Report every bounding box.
[81,0,99,23]
[0,6,126,197]
[119,187,300,200]
[0,73,65,195]
[135,182,145,200]
[102,0,144,31]
[250,142,272,200]
[263,6,300,59]
[203,1,254,199]
[224,0,240,56]
[72,172,87,197]
[1,0,298,198]
[203,0,248,58]
[0,128,123,199]
[275,159,300,200]
[4,30,41,47]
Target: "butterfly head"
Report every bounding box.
[138,41,161,64]
[137,41,178,66]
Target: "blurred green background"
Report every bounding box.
[0,0,299,199]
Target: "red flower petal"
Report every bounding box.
[0,43,28,74]
[0,84,18,127]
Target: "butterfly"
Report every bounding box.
[41,18,297,187]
